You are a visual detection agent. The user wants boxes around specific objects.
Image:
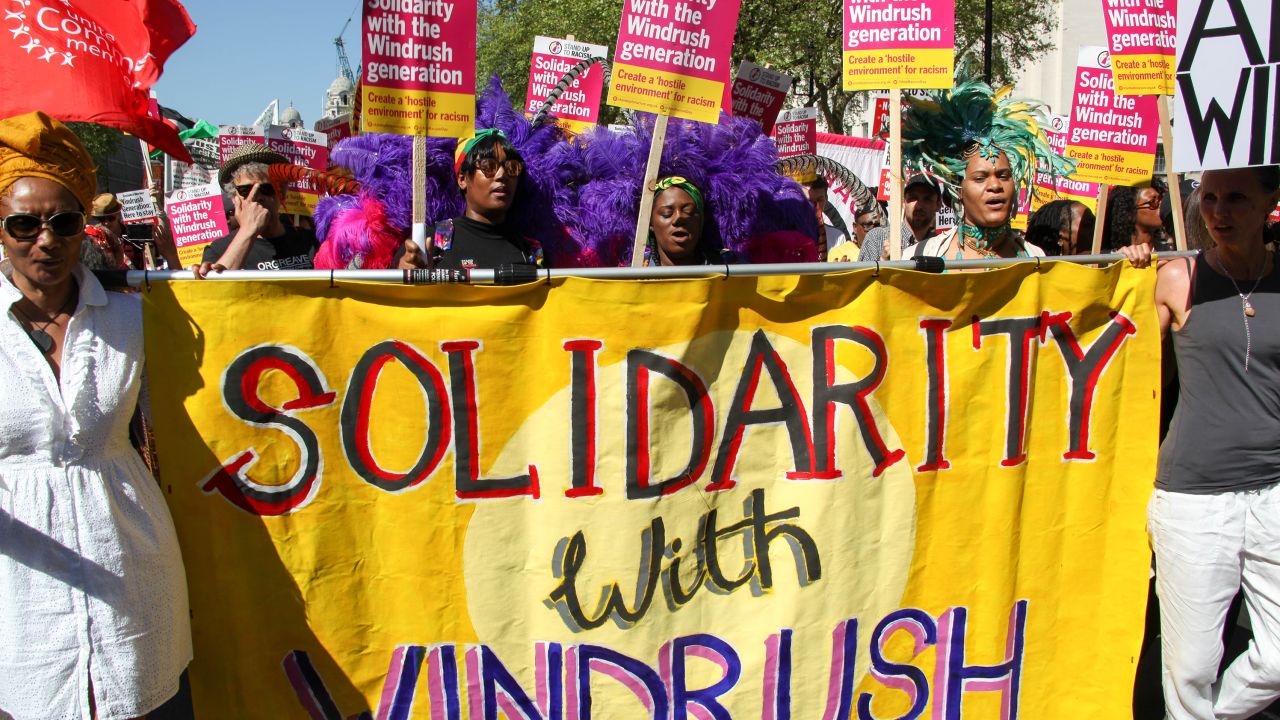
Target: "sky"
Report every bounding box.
[154,0,365,127]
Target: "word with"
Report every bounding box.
[548,488,820,631]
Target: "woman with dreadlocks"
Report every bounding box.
[898,77,1074,260]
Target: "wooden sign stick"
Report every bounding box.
[1156,95,1188,251]
[888,88,904,261]
[631,113,669,267]
[412,135,432,269]
[1092,184,1110,255]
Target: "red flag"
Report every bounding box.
[0,0,196,162]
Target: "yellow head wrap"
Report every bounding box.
[0,111,97,211]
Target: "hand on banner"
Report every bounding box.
[191,261,226,279]
[234,184,272,238]
[1118,242,1153,268]
[398,239,428,269]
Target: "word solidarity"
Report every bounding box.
[204,313,1136,516]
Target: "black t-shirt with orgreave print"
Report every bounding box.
[201,226,318,270]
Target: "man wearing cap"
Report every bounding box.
[196,142,317,275]
[857,173,942,261]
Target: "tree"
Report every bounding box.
[477,0,1062,136]
[67,122,123,185]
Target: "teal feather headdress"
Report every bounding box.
[900,72,1075,199]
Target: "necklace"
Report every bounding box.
[10,292,77,355]
[1210,249,1268,372]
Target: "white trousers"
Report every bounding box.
[1150,485,1280,719]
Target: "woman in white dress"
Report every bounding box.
[0,111,190,719]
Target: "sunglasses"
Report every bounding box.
[472,158,524,179]
[857,221,879,229]
[0,211,86,239]
[234,183,276,198]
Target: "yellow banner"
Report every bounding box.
[144,265,1157,718]
[842,49,954,91]
[361,87,474,137]
[609,63,724,123]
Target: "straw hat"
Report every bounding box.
[90,192,121,217]
[218,142,287,186]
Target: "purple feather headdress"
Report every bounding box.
[556,112,819,265]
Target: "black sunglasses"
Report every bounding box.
[234,183,276,198]
[472,158,524,179]
[0,211,86,239]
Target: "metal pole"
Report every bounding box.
[122,252,1194,286]
[983,0,994,84]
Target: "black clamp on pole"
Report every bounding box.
[494,263,540,286]
[912,256,946,274]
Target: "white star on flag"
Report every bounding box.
[8,23,28,38]
[60,49,74,66]
[39,46,56,61]
[20,36,39,52]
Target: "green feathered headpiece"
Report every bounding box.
[900,71,1075,200]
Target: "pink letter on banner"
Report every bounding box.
[1063,47,1159,186]
[525,36,608,134]
[1102,0,1176,96]
[608,0,742,123]
[842,0,955,91]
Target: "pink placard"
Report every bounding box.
[614,0,741,85]
[361,0,476,95]
[1101,0,1176,95]
[1036,114,1101,205]
[266,126,330,216]
[525,36,607,129]
[165,183,229,266]
[727,60,791,133]
[218,125,265,165]
[774,107,816,159]
[1064,47,1159,185]
[843,0,956,51]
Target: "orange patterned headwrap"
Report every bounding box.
[0,111,96,211]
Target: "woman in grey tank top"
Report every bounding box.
[1121,166,1280,719]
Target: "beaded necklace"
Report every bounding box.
[954,220,1026,259]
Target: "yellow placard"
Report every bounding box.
[360,87,474,137]
[174,241,210,268]
[282,189,319,218]
[1064,146,1157,186]
[842,48,954,91]
[608,62,724,123]
[145,265,1157,718]
[1111,54,1175,96]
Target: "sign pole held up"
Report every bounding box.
[1156,95,1188,251]
[888,89,903,261]
[1092,185,1110,255]
[631,114,669,268]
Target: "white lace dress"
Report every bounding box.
[0,268,191,719]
